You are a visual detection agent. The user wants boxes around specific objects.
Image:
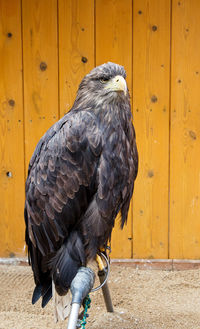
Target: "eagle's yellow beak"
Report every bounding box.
[105,75,127,96]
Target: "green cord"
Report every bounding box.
[81,295,91,329]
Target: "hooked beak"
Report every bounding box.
[105,75,127,96]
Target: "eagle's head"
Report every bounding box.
[73,62,129,108]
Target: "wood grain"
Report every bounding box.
[132,0,171,258]
[22,0,59,170]
[2,0,200,260]
[170,0,200,259]
[0,0,25,257]
[59,0,94,117]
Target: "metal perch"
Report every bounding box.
[67,253,114,329]
[67,267,95,329]
[96,253,114,312]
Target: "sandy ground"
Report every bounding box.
[1,264,200,329]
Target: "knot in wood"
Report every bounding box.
[189,130,197,140]
[40,62,47,71]
[81,57,88,63]
[152,25,158,32]
[148,170,154,178]
[8,99,15,107]
[151,95,158,103]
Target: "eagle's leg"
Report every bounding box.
[96,254,104,271]
[96,254,114,313]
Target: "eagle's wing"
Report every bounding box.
[25,110,102,265]
[80,117,138,259]
[25,107,137,305]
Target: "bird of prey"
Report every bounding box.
[24,62,138,317]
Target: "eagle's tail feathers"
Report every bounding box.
[32,281,52,308]
[51,231,85,296]
[32,284,42,304]
[41,283,52,308]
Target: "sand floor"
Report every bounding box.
[0,264,200,329]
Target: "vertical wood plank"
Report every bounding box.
[96,0,133,258]
[170,0,200,259]
[59,0,94,117]
[133,0,171,258]
[22,0,58,169]
[0,0,25,257]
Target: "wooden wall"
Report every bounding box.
[0,0,200,259]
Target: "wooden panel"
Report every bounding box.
[22,0,58,169]
[3,0,200,260]
[96,0,133,258]
[132,0,171,258]
[170,0,200,258]
[0,0,25,257]
[59,0,94,117]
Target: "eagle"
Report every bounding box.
[24,62,138,317]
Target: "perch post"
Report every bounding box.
[67,267,95,329]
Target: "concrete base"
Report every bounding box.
[1,258,200,270]
[111,259,200,270]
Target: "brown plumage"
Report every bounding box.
[25,62,138,307]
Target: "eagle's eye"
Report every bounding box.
[100,77,109,84]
